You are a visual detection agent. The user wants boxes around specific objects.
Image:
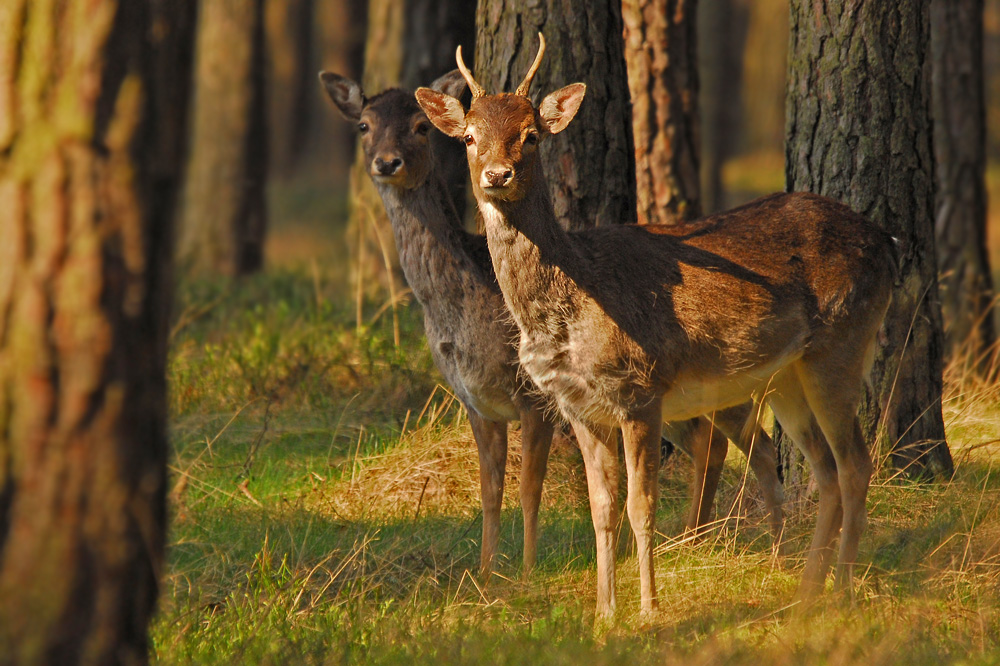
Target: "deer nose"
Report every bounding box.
[483,168,514,188]
[374,156,403,176]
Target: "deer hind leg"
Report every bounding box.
[468,411,509,578]
[664,417,728,536]
[796,357,873,600]
[518,405,555,575]
[622,404,664,616]
[767,372,842,598]
[571,418,620,618]
[714,403,786,547]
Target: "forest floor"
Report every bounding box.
[150,161,1000,664]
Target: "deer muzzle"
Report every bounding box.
[482,167,514,190]
[373,156,404,177]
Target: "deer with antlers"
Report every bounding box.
[417,35,895,616]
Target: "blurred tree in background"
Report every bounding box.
[178,0,269,276]
[932,0,997,375]
[474,0,636,230]
[0,1,194,662]
[785,0,953,478]
[622,0,701,224]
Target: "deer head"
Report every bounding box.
[320,70,467,189]
[415,34,587,202]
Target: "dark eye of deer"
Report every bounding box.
[525,132,538,146]
[415,123,430,136]
[358,122,369,134]
[464,134,475,146]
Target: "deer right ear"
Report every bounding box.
[319,71,365,121]
[428,69,468,100]
[539,83,587,135]
[415,88,467,139]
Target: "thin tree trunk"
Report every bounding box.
[475,0,637,229]
[0,1,194,662]
[266,0,316,175]
[931,0,997,375]
[622,0,701,223]
[785,0,953,477]
[179,0,269,276]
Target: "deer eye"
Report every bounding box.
[414,122,430,136]
[358,122,369,134]
[463,134,475,146]
[525,132,539,146]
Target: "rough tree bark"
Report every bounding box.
[697,0,748,213]
[931,0,996,374]
[346,0,474,302]
[785,0,953,477]
[179,0,269,276]
[0,1,194,663]
[474,0,637,229]
[622,0,701,224]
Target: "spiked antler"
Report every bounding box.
[515,33,546,96]
[455,45,485,99]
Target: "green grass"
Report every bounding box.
[151,264,1000,665]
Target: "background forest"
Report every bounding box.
[2,0,1000,664]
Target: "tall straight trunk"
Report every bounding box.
[785,0,953,477]
[179,0,269,276]
[347,0,473,302]
[474,0,637,229]
[931,0,996,374]
[0,1,194,662]
[266,0,316,175]
[697,0,748,213]
[622,0,701,223]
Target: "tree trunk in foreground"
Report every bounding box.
[931,0,996,375]
[785,0,953,477]
[475,0,637,229]
[622,0,701,223]
[179,0,268,276]
[0,1,194,663]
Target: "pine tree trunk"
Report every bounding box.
[474,0,637,229]
[931,0,996,374]
[785,0,953,477]
[697,0,749,213]
[266,0,316,175]
[622,0,701,223]
[0,1,194,662]
[179,0,269,276]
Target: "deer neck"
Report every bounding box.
[374,172,485,308]
[477,172,575,332]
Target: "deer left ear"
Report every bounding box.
[539,83,586,135]
[415,87,467,139]
[320,71,366,121]
[428,69,468,100]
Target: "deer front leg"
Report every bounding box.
[571,418,620,618]
[667,417,728,535]
[622,402,663,616]
[518,405,555,575]
[468,411,509,578]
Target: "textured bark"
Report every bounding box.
[347,0,473,300]
[931,0,996,373]
[622,0,701,223]
[0,1,194,663]
[785,0,952,477]
[179,0,269,276]
[697,0,748,213]
[474,0,637,229]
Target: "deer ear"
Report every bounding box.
[428,69,468,100]
[538,83,586,135]
[319,71,365,121]
[415,87,466,138]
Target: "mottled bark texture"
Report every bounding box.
[0,1,194,663]
[622,0,701,224]
[347,0,474,300]
[931,0,996,373]
[697,0,748,213]
[785,0,952,476]
[474,0,637,229]
[179,0,269,276]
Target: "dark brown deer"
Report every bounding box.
[417,35,895,616]
[319,70,784,578]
